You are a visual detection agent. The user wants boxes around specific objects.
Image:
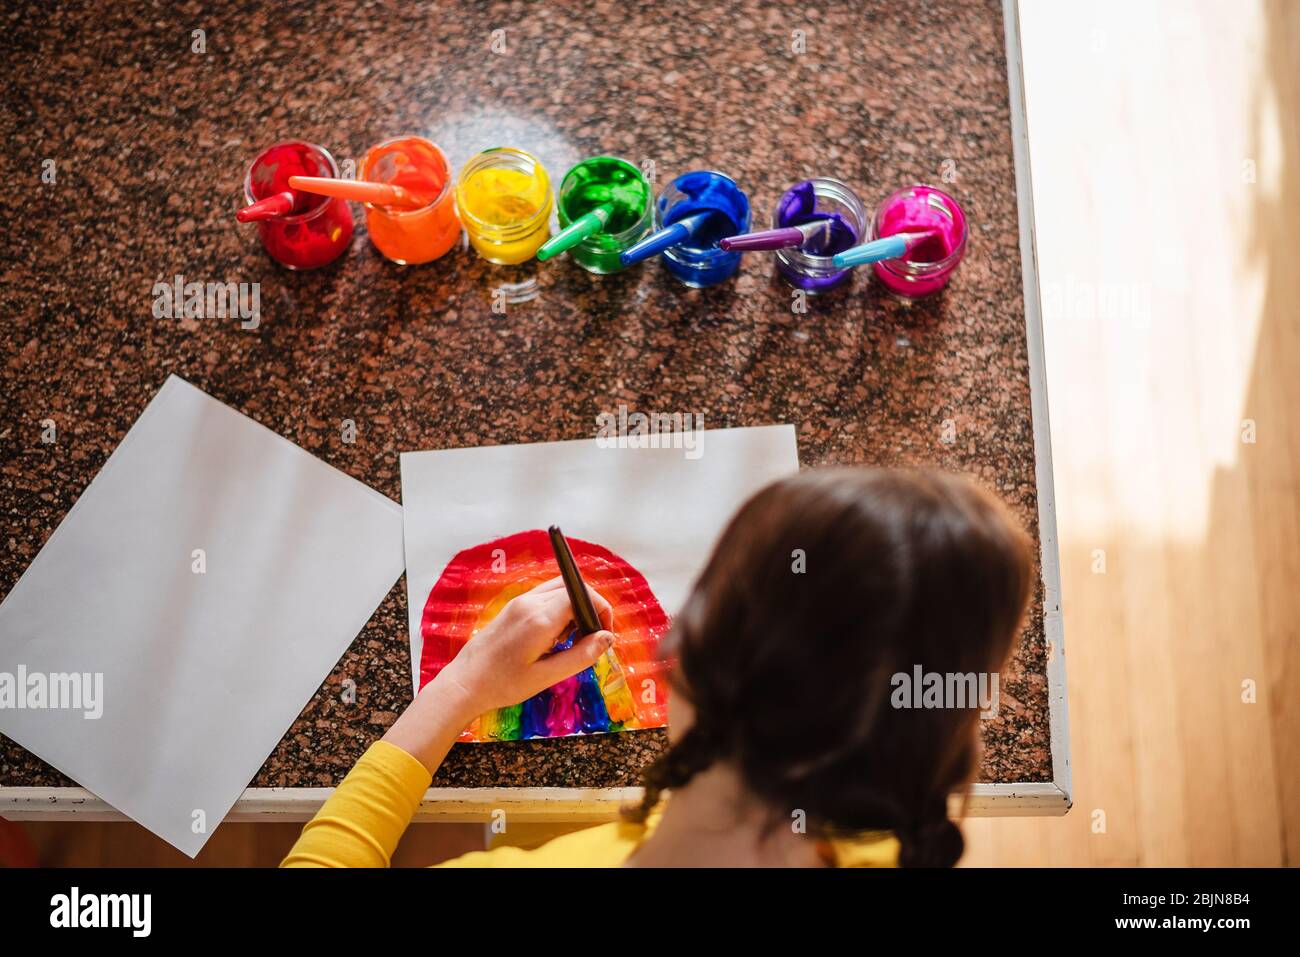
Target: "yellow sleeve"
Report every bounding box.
[280,740,896,868]
[281,740,431,868]
[433,815,897,867]
[435,817,651,867]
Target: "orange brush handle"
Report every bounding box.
[287,175,423,209]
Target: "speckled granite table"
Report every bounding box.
[0,0,1063,805]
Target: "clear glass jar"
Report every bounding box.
[654,171,750,288]
[455,148,554,265]
[360,136,459,266]
[772,177,867,294]
[556,157,653,274]
[870,185,968,299]
[242,141,354,270]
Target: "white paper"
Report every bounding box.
[0,375,405,857]
[400,425,799,694]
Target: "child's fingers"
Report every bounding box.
[515,588,579,634]
[505,580,615,657]
[585,584,614,630]
[533,576,611,620]
[522,577,612,630]
[532,630,615,689]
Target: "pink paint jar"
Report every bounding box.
[870,185,968,298]
[242,141,354,270]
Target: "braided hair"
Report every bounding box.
[624,468,1031,867]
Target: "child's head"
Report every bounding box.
[635,467,1032,866]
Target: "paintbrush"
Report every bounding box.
[287,175,429,210]
[236,190,297,222]
[617,210,715,266]
[831,230,942,268]
[718,219,831,252]
[547,525,633,711]
[536,204,612,261]
[547,524,603,636]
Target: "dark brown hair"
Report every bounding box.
[628,467,1032,867]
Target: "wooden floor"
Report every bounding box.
[961,0,1299,866]
[12,0,1299,867]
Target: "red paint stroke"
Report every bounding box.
[419,529,672,739]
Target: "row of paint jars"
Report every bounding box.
[240,137,968,299]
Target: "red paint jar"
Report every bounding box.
[242,141,354,270]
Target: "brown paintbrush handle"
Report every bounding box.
[548,525,602,636]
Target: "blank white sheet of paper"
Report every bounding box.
[400,425,799,693]
[0,375,405,857]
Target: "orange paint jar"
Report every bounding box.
[359,136,460,265]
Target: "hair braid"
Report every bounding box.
[623,724,719,824]
[896,791,965,867]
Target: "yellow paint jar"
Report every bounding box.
[455,148,553,264]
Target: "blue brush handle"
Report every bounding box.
[619,212,711,266]
[831,235,909,269]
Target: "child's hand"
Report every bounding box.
[432,577,616,719]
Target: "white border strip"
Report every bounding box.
[0,787,639,823]
[1004,0,1072,810]
[1,781,1069,823]
[0,0,1071,825]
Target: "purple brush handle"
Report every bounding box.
[719,227,807,252]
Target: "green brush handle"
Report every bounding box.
[536,205,610,261]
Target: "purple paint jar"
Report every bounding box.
[870,185,968,299]
[772,177,866,293]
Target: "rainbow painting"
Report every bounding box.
[418,529,672,742]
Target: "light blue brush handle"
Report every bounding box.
[831,235,909,269]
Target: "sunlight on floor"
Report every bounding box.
[961,0,1298,866]
[1022,0,1276,544]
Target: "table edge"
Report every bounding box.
[0,781,1070,823]
[1004,0,1074,808]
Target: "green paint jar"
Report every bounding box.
[556,156,653,274]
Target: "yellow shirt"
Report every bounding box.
[282,740,899,867]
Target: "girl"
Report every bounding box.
[283,467,1031,867]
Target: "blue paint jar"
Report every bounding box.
[653,171,750,288]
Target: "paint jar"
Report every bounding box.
[359,136,459,265]
[870,185,969,299]
[455,147,553,265]
[556,157,652,274]
[242,141,354,270]
[654,171,750,288]
[772,177,866,293]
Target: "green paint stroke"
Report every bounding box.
[485,702,523,741]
